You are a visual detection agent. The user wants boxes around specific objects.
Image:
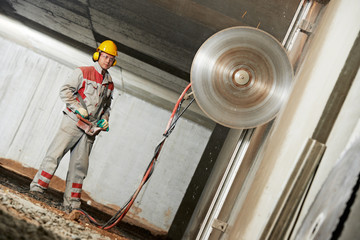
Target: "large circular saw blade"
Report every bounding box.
[191,27,293,129]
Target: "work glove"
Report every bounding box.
[75,108,88,119]
[97,119,109,131]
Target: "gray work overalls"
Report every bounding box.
[30,62,113,209]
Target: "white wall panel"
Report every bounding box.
[0,26,212,233]
[228,0,360,239]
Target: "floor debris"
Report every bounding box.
[0,186,123,240]
[0,166,161,240]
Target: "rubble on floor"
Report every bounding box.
[0,164,162,240]
[0,186,125,240]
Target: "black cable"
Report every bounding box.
[164,98,195,138]
[77,95,194,229]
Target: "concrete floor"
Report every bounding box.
[0,166,163,240]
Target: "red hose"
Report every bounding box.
[73,82,192,230]
[165,83,192,132]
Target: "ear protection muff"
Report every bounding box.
[92,51,117,66]
[92,51,100,62]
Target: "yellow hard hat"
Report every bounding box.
[97,40,118,56]
[92,40,118,65]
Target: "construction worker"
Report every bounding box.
[29,40,118,213]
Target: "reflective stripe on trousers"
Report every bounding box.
[30,113,95,208]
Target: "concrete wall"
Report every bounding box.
[0,15,213,234]
[225,0,360,239]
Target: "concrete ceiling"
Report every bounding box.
[0,0,301,93]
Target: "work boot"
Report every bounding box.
[59,204,73,214]
[61,205,83,222]
[29,186,45,201]
[29,185,45,193]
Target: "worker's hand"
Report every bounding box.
[75,108,89,119]
[97,119,109,131]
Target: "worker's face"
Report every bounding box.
[98,52,115,70]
